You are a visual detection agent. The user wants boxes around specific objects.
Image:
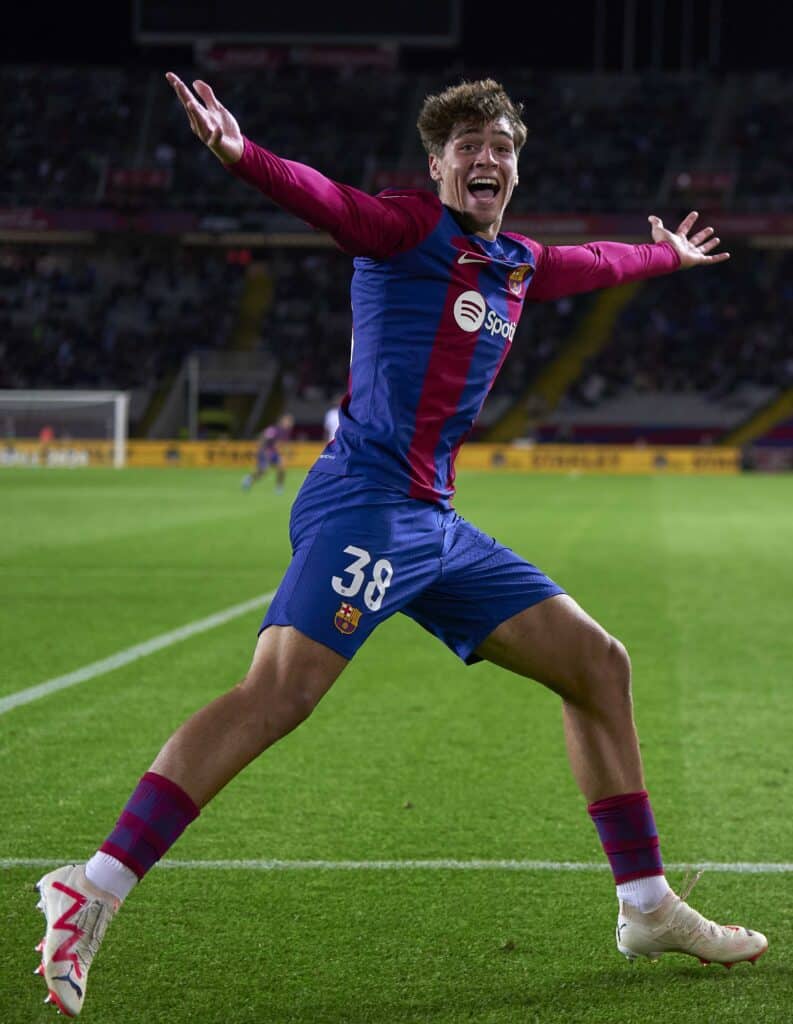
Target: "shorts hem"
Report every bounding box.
[258,618,356,662]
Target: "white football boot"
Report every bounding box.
[35,864,119,1016]
[616,874,767,968]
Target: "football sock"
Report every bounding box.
[85,851,138,901]
[615,873,672,914]
[92,771,200,889]
[588,789,672,913]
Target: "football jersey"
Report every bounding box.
[315,193,534,504]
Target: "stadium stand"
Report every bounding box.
[544,248,793,444]
[3,63,792,213]
[0,66,147,208]
[0,243,243,390]
[730,72,793,211]
[2,63,790,455]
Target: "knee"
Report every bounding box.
[591,634,632,705]
[236,669,324,747]
[269,681,322,730]
[230,626,346,751]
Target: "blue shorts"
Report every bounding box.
[257,449,281,470]
[261,470,565,663]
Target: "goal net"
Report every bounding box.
[0,390,130,468]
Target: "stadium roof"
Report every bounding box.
[2,0,789,71]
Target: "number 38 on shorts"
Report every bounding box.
[331,545,394,612]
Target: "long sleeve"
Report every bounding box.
[524,239,681,302]
[226,137,440,258]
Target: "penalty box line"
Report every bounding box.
[3,858,793,873]
[0,591,275,717]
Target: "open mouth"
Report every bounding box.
[467,177,500,200]
[469,177,499,200]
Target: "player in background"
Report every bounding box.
[32,74,767,1017]
[242,412,294,493]
[323,395,342,443]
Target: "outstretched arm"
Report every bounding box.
[165,73,439,258]
[527,211,729,303]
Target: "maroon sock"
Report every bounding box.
[588,790,664,883]
[100,772,199,879]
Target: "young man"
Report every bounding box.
[34,75,766,1017]
[242,413,294,493]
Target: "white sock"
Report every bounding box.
[85,851,138,902]
[617,874,673,913]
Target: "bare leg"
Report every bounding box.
[242,467,265,490]
[34,628,348,1014]
[474,594,643,802]
[150,625,347,806]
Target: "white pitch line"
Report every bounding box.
[3,858,793,873]
[0,591,274,717]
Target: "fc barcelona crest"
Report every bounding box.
[334,602,363,635]
[508,265,531,296]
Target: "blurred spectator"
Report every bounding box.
[730,74,793,211]
[566,249,793,408]
[0,243,243,389]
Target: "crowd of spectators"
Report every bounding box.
[730,73,793,210]
[3,63,791,213]
[0,63,414,215]
[0,243,242,391]
[261,247,353,402]
[0,66,146,209]
[566,248,793,409]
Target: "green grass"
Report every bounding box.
[2,467,793,1023]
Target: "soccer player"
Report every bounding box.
[242,413,294,493]
[33,74,767,1016]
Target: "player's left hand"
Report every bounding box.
[648,211,730,269]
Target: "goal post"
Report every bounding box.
[0,390,130,468]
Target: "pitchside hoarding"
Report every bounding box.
[0,441,741,474]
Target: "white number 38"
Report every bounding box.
[331,545,394,612]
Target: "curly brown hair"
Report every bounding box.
[417,79,527,157]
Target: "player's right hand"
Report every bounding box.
[165,73,244,165]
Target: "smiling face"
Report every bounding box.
[428,117,519,241]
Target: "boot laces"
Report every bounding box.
[678,868,704,903]
[77,898,114,964]
[675,869,720,938]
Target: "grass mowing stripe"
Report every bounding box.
[4,858,793,872]
[0,590,274,716]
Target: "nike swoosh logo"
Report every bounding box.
[457,251,491,265]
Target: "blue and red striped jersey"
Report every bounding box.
[316,193,535,504]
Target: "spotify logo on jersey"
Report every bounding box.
[453,290,486,332]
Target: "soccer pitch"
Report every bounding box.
[2,467,792,1024]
